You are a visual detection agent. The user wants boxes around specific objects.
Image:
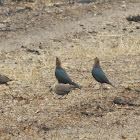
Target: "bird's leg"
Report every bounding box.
[100,83,103,99]
[6,83,12,90]
[99,83,104,104]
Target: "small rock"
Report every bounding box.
[41,126,51,131]
[26,49,40,55]
[39,45,43,49]
[79,24,84,27]
[106,23,111,26]
[81,111,94,117]
[134,112,140,116]
[129,30,133,33]
[135,88,140,93]
[21,46,27,48]
[123,28,127,31]
[94,113,104,117]
[121,135,127,139]
[88,31,97,34]
[113,97,126,105]
[115,120,121,125]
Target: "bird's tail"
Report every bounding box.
[109,82,116,88]
[71,82,83,89]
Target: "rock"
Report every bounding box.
[81,111,94,117]
[26,49,40,55]
[41,126,51,132]
[113,97,126,105]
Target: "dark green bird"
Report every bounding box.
[77,0,96,4]
[55,57,82,89]
[92,57,115,89]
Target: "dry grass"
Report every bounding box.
[0,0,140,139]
[0,34,140,139]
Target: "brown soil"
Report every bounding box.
[0,0,140,139]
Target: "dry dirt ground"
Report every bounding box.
[0,0,140,139]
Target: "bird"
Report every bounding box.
[92,57,115,90]
[77,0,96,4]
[0,74,13,85]
[50,83,77,97]
[55,57,82,89]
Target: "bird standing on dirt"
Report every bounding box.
[0,74,12,86]
[50,83,78,97]
[92,57,115,90]
[55,57,82,89]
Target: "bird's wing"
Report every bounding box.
[55,68,72,83]
[92,67,110,83]
[56,84,75,92]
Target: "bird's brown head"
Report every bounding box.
[56,57,61,68]
[94,57,100,67]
